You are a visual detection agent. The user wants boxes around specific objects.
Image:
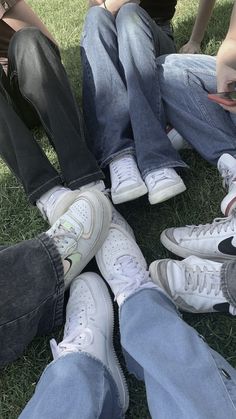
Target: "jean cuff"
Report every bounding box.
[37,233,65,328]
[142,161,188,178]
[28,175,63,205]
[68,170,104,189]
[100,147,135,168]
[220,261,236,308]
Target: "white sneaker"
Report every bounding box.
[111,205,135,240]
[47,190,112,288]
[145,168,186,205]
[149,256,235,314]
[218,153,236,216]
[50,272,129,413]
[37,188,83,226]
[109,154,147,204]
[167,128,192,151]
[161,214,236,261]
[96,211,154,306]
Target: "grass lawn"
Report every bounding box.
[0,0,235,417]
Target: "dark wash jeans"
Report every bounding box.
[0,233,64,368]
[0,27,103,204]
[81,4,187,177]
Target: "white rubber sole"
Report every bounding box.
[148,180,186,205]
[77,273,129,413]
[160,229,235,261]
[111,183,148,204]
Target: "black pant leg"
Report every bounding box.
[0,64,62,203]
[8,27,104,189]
[0,233,64,368]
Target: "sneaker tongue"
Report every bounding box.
[60,213,83,236]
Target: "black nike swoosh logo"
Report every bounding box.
[213,302,230,313]
[218,236,236,255]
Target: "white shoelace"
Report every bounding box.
[50,306,93,359]
[187,215,235,238]
[185,265,221,296]
[48,223,78,253]
[111,156,139,188]
[147,169,175,190]
[111,255,149,301]
[218,162,236,190]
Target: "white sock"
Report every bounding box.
[79,180,105,193]
[37,186,70,221]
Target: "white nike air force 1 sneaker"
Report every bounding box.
[96,208,154,306]
[149,256,236,315]
[109,154,147,204]
[50,273,129,413]
[47,190,112,288]
[218,153,236,216]
[161,214,236,261]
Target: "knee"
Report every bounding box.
[116,3,142,21]
[9,27,46,57]
[116,3,145,37]
[157,54,187,87]
[84,6,112,32]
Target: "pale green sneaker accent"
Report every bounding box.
[47,190,112,288]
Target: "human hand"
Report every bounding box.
[179,40,201,54]
[216,40,236,113]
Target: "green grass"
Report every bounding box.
[0,0,235,417]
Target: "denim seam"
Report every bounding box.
[142,161,188,177]
[208,348,236,412]
[220,263,236,307]
[0,235,64,328]
[100,147,135,168]
[38,233,65,328]
[68,170,104,187]
[28,175,62,199]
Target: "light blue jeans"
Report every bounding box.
[20,288,236,419]
[80,4,187,176]
[157,54,236,165]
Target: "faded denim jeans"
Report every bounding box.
[157,54,236,165]
[20,288,236,419]
[80,4,187,177]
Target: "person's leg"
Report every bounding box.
[96,207,236,418]
[8,27,103,190]
[120,287,236,419]
[158,53,236,214]
[19,273,127,419]
[115,4,186,176]
[81,7,148,204]
[158,53,236,165]
[0,233,64,368]
[80,7,134,168]
[0,64,62,204]
[0,190,111,367]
